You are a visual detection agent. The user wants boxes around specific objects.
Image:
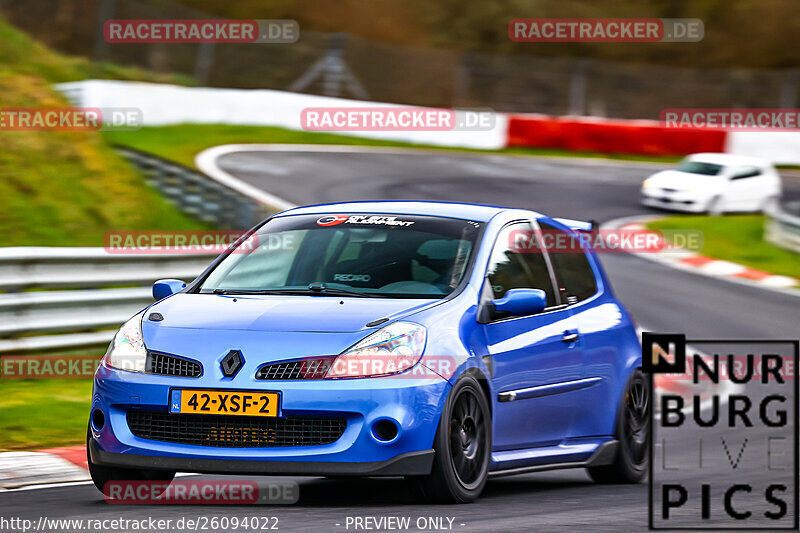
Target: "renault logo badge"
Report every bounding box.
[220,350,243,377]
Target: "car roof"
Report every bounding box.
[275,201,539,222]
[686,152,771,167]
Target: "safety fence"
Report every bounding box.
[115,146,272,229]
[765,201,800,254]
[0,247,217,353]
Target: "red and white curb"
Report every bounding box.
[0,446,201,491]
[0,446,88,490]
[604,216,797,290]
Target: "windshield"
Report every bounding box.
[675,159,724,175]
[198,214,482,299]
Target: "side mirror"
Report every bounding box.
[492,288,547,317]
[153,279,186,301]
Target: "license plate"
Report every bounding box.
[170,389,279,417]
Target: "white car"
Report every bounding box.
[641,153,782,214]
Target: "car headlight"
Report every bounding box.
[103,313,147,373]
[325,321,427,378]
[642,178,657,189]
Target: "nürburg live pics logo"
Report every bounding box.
[643,332,798,530]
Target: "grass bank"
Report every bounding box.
[0,16,204,247]
[647,215,799,282]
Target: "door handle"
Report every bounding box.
[562,330,579,343]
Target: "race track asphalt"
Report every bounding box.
[2,149,798,532]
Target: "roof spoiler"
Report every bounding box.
[553,218,597,232]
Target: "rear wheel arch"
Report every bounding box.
[589,367,650,484]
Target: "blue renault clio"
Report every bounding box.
[88,201,647,503]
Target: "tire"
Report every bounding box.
[87,427,175,497]
[409,375,491,503]
[588,369,650,484]
[706,196,724,216]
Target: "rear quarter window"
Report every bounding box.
[538,221,598,304]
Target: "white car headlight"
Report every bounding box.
[103,313,147,373]
[326,321,427,379]
[642,178,657,189]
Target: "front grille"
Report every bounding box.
[127,411,346,447]
[147,352,202,378]
[255,357,335,380]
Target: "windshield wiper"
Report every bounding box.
[209,288,256,295]
[205,286,378,298]
[201,288,295,295]
[253,288,379,298]
[310,287,379,298]
[304,281,380,298]
[290,285,380,298]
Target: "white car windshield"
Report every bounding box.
[675,160,724,176]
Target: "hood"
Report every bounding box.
[147,293,435,333]
[141,293,438,366]
[645,170,724,191]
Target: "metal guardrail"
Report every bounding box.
[0,247,217,353]
[765,201,800,254]
[0,146,278,354]
[115,146,272,230]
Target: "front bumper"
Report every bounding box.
[88,439,434,476]
[641,189,708,212]
[90,362,450,475]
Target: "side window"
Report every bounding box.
[485,222,556,307]
[730,166,761,180]
[538,221,597,304]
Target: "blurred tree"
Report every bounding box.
[3,0,800,69]
[202,0,800,69]
[181,0,428,45]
